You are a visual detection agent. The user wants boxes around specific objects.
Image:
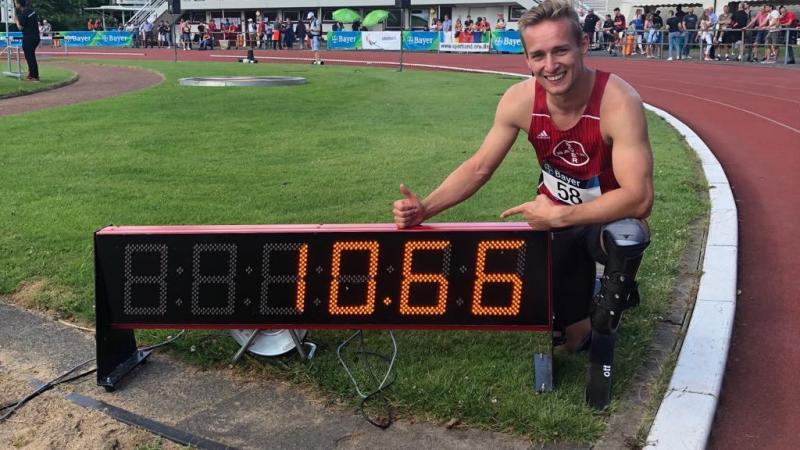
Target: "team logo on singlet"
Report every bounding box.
[552,140,590,167]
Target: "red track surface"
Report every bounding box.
[40,48,800,448]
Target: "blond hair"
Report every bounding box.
[518,1,583,54]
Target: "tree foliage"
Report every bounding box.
[31,0,109,30]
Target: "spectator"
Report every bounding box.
[180,19,191,50]
[464,15,473,29]
[630,11,644,54]
[716,5,733,60]
[666,9,685,60]
[257,18,266,49]
[295,19,306,50]
[271,18,281,49]
[764,4,781,63]
[94,18,102,31]
[495,13,506,31]
[583,9,600,49]
[651,10,664,56]
[613,8,626,51]
[40,18,51,37]
[308,11,322,65]
[730,2,749,60]
[699,11,713,60]
[140,20,154,48]
[681,7,698,58]
[284,19,295,49]
[747,4,769,61]
[779,5,797,64]
[602,14,616,55]
[644,14,655,58]
[675,5,686,22]
[157,20,169,48]
[87,17,94,31]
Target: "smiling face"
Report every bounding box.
[522,18,589,97]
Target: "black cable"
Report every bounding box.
[351,345,396,429]
[0,330,185,422]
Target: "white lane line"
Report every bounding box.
[39,51,147,56]
[635,83,800,136]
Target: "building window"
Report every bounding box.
[410,9,429,29]
[510,6,527,20]
[283,10,299,22]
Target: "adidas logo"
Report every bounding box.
[536,130,549,140]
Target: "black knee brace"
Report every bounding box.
[590,219,650,335]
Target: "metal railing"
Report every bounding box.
[588,26,797,64]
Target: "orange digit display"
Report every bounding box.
[400,240,451,315]
[329,241,379,315]
[471,240,524,316]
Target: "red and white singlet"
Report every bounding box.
[527,70,619,206]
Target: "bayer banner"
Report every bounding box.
[439,42,490,53]
[492,31,524,54]
[402,31,439,51]
[327,31,361,50]
[61,31,133,47]
[361,31,401,51]
[0,32,22,48]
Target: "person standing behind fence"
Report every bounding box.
[180,19,191,50]
[295,20,306,50]
[681,8,698,58]
[602,14,616,55]
[716,5,732,60]
[699,12,713,60]
[284,19,295,49]
[747,5,769,61]
[14,0,39,81]
[666,10,684,60]
[764,5,781,63]
[583,9,600,49]
[779,6,797,64]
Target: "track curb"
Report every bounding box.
[643,105,737,449]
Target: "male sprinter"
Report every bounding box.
[392,1,653,409]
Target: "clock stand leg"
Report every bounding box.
[96,326,152,392]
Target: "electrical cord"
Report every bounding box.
[0,330,185,422]
[353,331,396,429]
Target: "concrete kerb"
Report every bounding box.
[643,105,738,450]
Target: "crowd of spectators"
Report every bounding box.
[581,4,797,64]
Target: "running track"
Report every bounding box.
[38,48,800,448]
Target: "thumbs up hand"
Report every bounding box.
[392,184,426,229]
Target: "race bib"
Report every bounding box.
[541,163,601,205]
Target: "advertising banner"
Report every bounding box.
[327,31,361,50]
[361,31,401,50]
[402,31,438,51]
[61,31,132,47]
[0,32,22,48]
[492,31,523,54]
[438,42,490,53]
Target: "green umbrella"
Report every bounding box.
[332,8,361,24]
[362,9,390,28]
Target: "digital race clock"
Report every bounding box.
[95,223,551,389]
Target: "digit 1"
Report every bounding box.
[400,241,451,315]
[471,240,525,316]
[191,243,237,315]
[329,241,379,315]
[260,243,308,315]
[123,244,168,315]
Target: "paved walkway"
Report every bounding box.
[0,63,162,116]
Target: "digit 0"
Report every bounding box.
[329,241,379,315]
[472,240,525,316]
[400,241,451,315]
[261,243,308,315]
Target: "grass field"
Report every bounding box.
[0,64,76,98]
[0,59,707,443]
